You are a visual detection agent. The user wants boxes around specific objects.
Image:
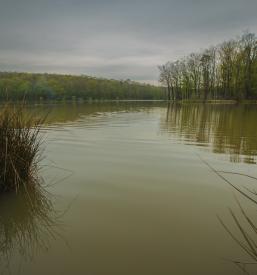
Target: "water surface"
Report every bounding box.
[1,102,257,275]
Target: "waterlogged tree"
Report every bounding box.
[208,47,217,99]
[188,53,202,98]
[180,58,191,100]
[240,32,257,99]
[219,40,237,98]
[200,51,211,101]
[171,61,182,100]
[159,63,173,100]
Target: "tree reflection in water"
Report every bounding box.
[163,103,257,164]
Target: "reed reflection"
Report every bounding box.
[0,184,62,273]
[216,171,257,274]
[199,157,257,274]
[162,103,257,164]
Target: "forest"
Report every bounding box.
[159,32,257,101]
[0,73,164,101]
[1,32,256,102]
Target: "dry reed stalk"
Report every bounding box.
[0,103,45,193]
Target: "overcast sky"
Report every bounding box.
[0,0,256,84]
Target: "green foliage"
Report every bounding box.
[159,32,257,100]
[0,73,164,101]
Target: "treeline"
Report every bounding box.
[0,72,164,101]
[159,32,257,100]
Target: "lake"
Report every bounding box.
[1,102,257,275]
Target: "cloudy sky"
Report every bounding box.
[0,0,256,84]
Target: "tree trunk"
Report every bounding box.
[167,85,171,101]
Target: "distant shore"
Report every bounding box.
[1,99,257,105]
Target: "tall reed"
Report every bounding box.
[0,103,44,193]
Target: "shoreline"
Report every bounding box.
[1,99,257,104]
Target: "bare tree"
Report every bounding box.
[159,63,173,100]
[159,32,257,101]
[240,32,257,99]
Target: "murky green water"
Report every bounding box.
[1,102,257,275]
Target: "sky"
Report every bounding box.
[0,0,256,84]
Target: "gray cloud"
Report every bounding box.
[0,0,256,83]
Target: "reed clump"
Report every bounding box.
[0,104,44,193]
